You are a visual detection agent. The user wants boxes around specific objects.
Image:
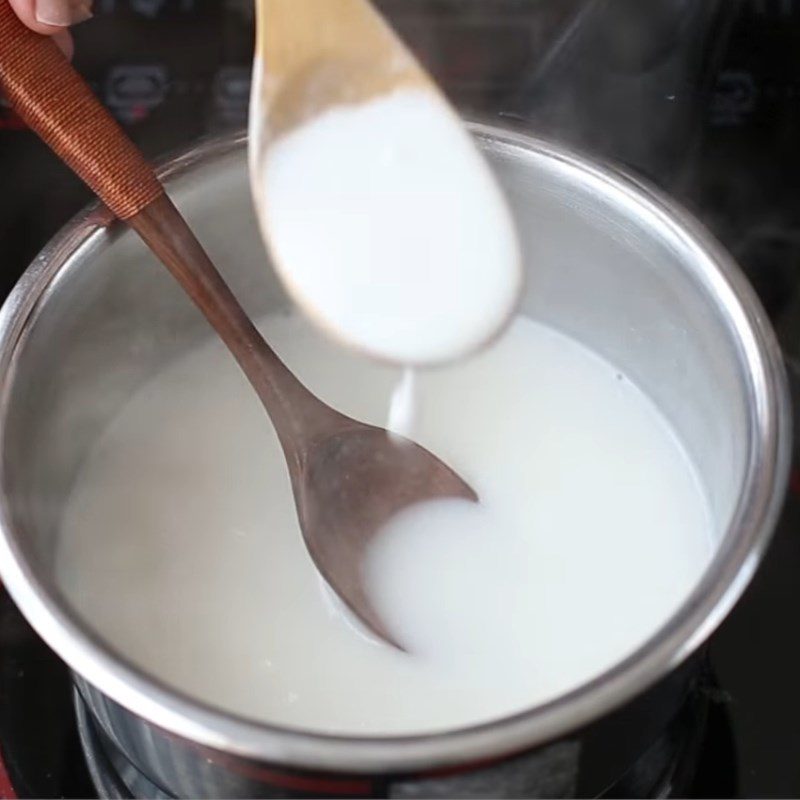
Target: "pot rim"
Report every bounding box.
[0,127,790,773]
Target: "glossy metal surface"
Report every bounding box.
[0,128,789,787]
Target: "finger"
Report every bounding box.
[7,0,92,32]
[52,28,74,59]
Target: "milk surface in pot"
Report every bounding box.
[56,310,712,735]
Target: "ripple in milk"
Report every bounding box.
[56,314,712,735]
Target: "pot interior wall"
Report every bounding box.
[2,134,747,614]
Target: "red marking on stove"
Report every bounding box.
[0,747,17,800]
[790,467,800,495]
[0,584,15,799]
[223,760,372,796]
[419,752,511,779]
[129,104,148,122]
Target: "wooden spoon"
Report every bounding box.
[249,0,522,367]
[250,0,428,144]
[0,1,477,648]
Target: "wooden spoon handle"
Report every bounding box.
[0,0,345,453]
[128,194,338,454]
[0,0,162,219]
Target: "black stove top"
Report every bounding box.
[1,1,800,797]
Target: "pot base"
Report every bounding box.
[75,691,169,800]
[75,676,733,800]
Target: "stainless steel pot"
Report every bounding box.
[0,127,790,798]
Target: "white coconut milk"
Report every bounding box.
[250,88,522,365]
[57,312,713,735]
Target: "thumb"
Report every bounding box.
[7,0,92,32]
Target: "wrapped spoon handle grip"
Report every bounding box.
[0,0,162,219]
[0,0,341,453]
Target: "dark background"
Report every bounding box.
[1,0,800,796]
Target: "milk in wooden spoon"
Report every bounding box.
[249,0,521,364]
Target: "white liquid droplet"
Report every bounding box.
[387,368,416,438]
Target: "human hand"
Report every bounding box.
[7,0,93,57]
